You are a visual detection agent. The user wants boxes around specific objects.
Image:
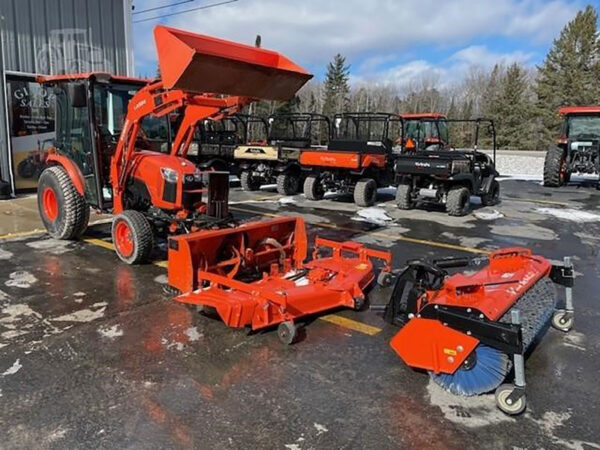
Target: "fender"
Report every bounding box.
[46,154,85,196]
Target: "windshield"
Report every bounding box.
[335,116,387,141]
[567,116,600,138]
[404,120,448,142]
[93,83,171,153]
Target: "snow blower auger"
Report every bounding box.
[167,216,391,344]
[383,248,575,415]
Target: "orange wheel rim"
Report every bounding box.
[42,188,59,221]
[114,221,134,257]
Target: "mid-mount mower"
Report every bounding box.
[383,248,575,414]
[168,216,392,343]
[35,25,312,263]
[395,118,500,216]
[236,112,331,195]
[301,112,402,207]
[544,106,600,188]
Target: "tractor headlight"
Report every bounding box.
[160,167,179,183]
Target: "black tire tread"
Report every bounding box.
[304,175,324,201]
[396,183,413,209]
[446,186,470,216]
[112,210,154,264]
[240,171,260,191]
[354,178,377,207]
[543,147,565,187]
[276,172,299,195]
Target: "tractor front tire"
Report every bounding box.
[396,183,414,210]
[304,175,324,201]
[276,172,300,195]
[481,179,500,206]
[446,186,471,216]
[354,178,377,207]
[112,210,154,264]
[37,166,89,240]
[240,171,261,191]
[543,147,569,187]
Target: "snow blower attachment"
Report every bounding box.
[168,217,391,344]
[384,248,575,415]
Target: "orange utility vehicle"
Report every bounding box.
[300,112,402,206]
[35,25,312,263]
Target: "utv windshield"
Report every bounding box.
[567,115,600,138]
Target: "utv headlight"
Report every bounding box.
[160,167,179,183]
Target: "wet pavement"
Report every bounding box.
[1,178,600,449]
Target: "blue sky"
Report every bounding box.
[132,0,599,87]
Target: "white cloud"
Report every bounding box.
[133,0,583,79]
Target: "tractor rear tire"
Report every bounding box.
[481,179,500,206]
[112,210,154,264]
[240,170,261,191]
[304,175,324,201]
[396,183,414,209]
[446,186,470,216]
[37,166,89,240]
[276,172,300,195]
[354,178,377,207]
[543,147,569,187]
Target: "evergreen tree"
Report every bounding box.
[322,54,350,117]
[536,5,600,145]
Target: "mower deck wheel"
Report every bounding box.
[446,186,470,216]
[495,384,526,415]
[277,321,298,345]
[240,170,261,191]
[551,310,574,332]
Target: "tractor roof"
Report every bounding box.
[558,106,600,116]
[37,72,150,86]
[401,113,447,120]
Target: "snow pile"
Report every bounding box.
[474,210,504,221]
[352,207,393,226]
[279,197,296,204]
[536,207,600,223]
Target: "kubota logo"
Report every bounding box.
[246,148,265,154]
[506,271,536,296]
[134,99,147,110]
[415,162,430,167]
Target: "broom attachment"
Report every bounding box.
[384,248,575,415]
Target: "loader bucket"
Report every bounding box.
[154,25,313,100]
[168,217,308,294]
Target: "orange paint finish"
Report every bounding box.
[390,318,479,374]
[168,217,391,331]
[558,106,600,116]
[299,150,386,170]
[46,153,85,195]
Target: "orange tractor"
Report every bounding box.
[36,25,312,263]
[401,113,449,151]
[300,112,402,206]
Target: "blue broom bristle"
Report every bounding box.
[430,345,511,396]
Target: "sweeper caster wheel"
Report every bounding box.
[552,310,574,332]
[495,384,526,415]
[377,271,393,287]
[277,321,298,345]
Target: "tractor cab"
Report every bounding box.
[40,73,169,210]
[400,113,449,152]
[543,106,600,187]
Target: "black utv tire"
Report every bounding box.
[276,172,300,195]
[111,210,154,264]
[446,186,470,216]
[37,166,89,240]
[240,170,261,191]
[304,175,324,201]
[354,178,377,207]
[481,179,500,206]
[396,183,414,209]
[543,147,569,187]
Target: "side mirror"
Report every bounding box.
[67,83,87,108]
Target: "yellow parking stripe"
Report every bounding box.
[230,205,488,255]
[0,229,45,240]
[319,314,382,335]
[84,238,115,251]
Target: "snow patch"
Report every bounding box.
[0,303,41,325]
[563,330,586,351]
[184,327,202,342]
[26,239,74,255]
[531,410,599,450]
[154,274,168,285]
[279,196,296,204]
[474,210,504,221]
[52,302,107,323]
[426,379,514,428]
[2,358,22,376]
[313,423,328,435]
[536,207,600,223]
[5,271,38,289]
[352,207,393,226]
[0,248,13,260]
[98,324,124,339]
[284,445,301,450]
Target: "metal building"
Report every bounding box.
[0,0,134,197]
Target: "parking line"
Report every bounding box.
[0,229,45,240]
[319,314,382,335]
[230,205,488,255]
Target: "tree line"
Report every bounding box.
[248,5,600,150]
